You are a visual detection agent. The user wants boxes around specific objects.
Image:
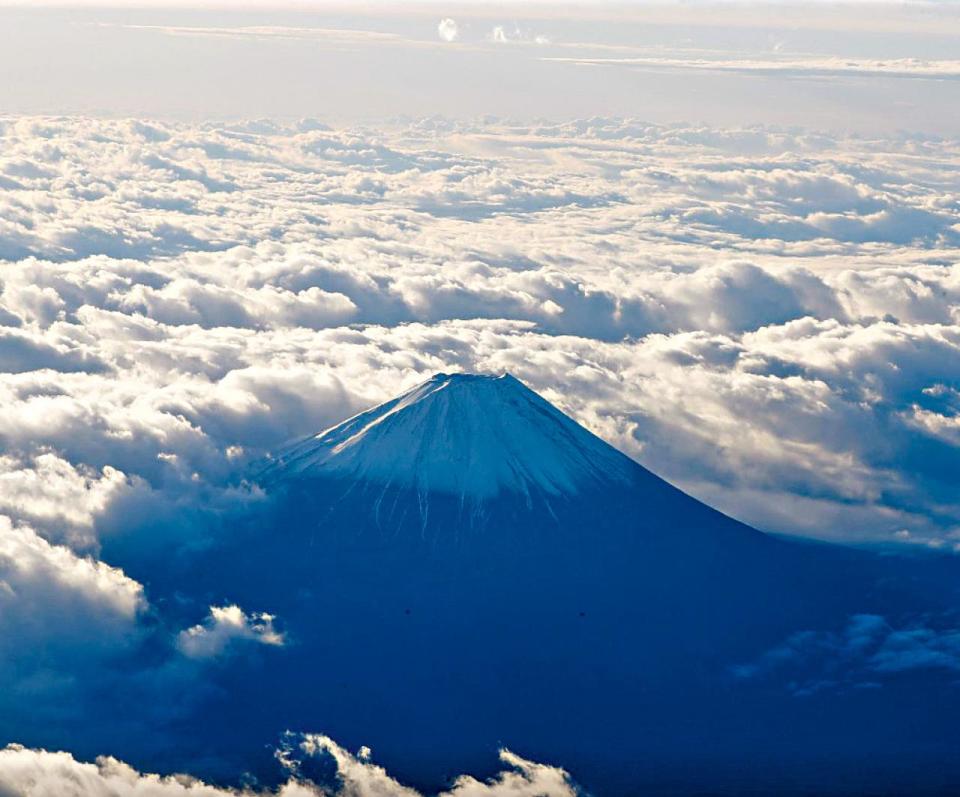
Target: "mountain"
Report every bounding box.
[259,372,636,502]
[255,371,762,549]
[100,373,960,796]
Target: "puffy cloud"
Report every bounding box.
[440,749,577,796]
[437,18,459,43]
[0,747,245,797]
[0,329,106,374]
[0,513,289,756]
[0,515,143,626]
[0,515,146,732]
[291,735,581,797]
[0,453,131,549]
[176,605,284,660]
[0,738,581,797]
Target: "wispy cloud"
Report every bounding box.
[734,614,960,696]
[544,55,960,80]
[112,23,401,42]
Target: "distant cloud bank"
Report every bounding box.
[545,55,960,80]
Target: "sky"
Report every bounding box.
[0,3,958,131]
[1,2,960,795]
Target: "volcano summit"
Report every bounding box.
[256,371,754,546]
[261,372,636,501]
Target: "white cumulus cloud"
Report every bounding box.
[176,605,285,659]
[0,737,581,797]
[437,18,459,43]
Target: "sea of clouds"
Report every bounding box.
[0,114,958,792]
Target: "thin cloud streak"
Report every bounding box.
[543,55,960,80]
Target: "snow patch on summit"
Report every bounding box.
[262,373,637,500]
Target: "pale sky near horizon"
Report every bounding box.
[1,2,958,133]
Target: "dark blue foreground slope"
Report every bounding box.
[100,374,960,795]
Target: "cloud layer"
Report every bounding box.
[0,116,958,548]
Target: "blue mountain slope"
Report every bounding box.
[94,373,960,796]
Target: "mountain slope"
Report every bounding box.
[96,372,960,797]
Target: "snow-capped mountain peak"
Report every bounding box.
[261,372,637,500]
